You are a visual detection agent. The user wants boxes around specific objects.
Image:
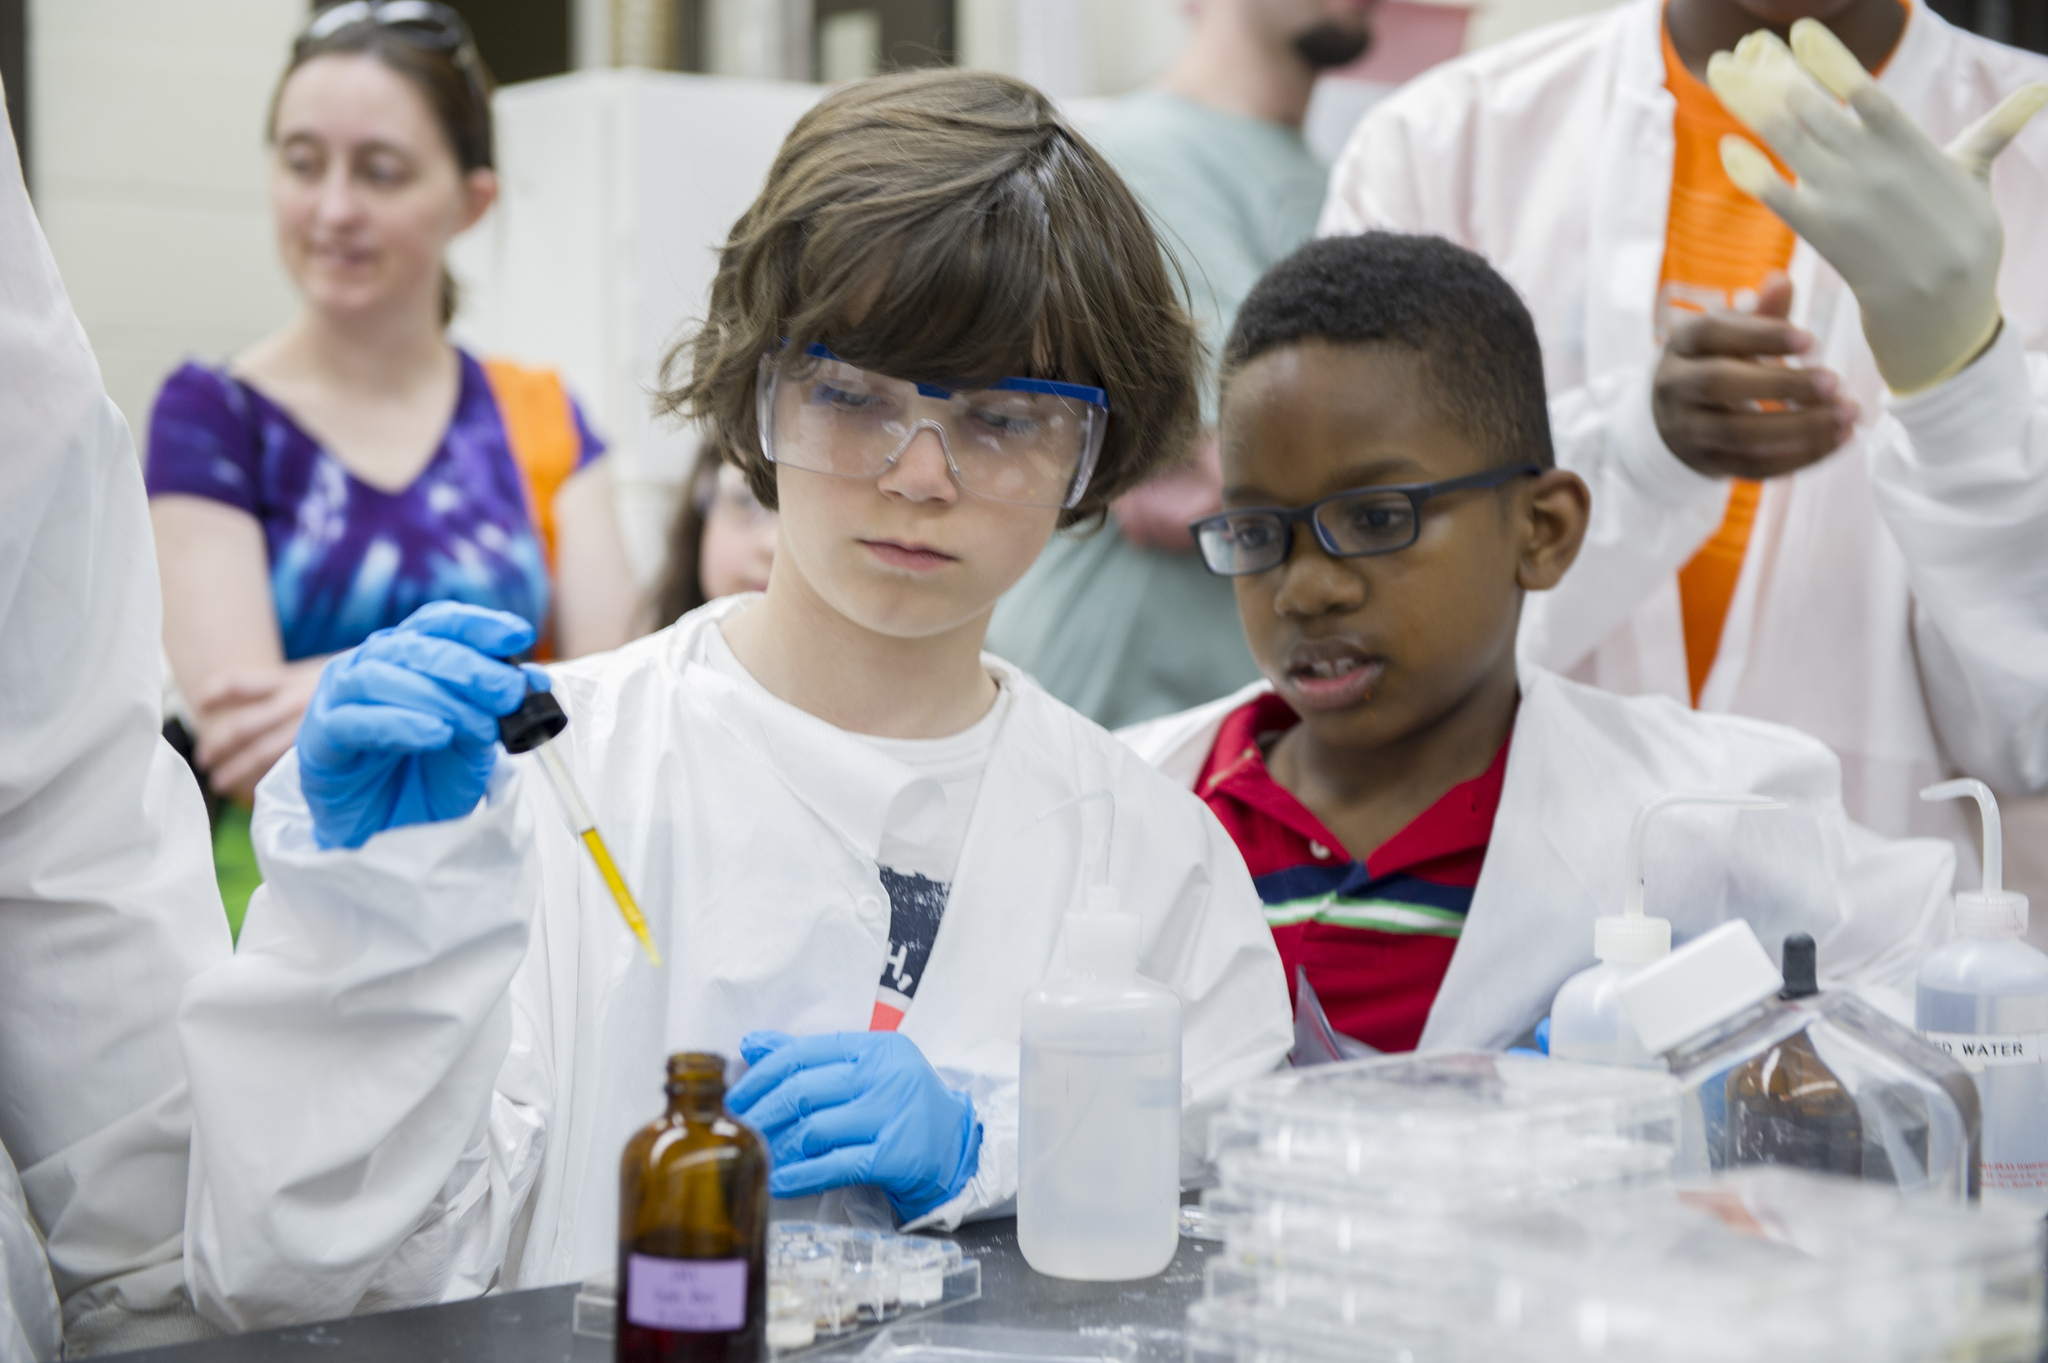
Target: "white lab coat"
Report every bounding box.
[0,1147,56,1363]
[179,595,1293,1331]
[0,92,231,1356]
[1319,0,2048,865]
[1119,668,1956,1047]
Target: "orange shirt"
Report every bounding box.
[1660,5,1905,705]
[1659,19,1794,706]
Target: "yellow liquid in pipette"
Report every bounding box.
[581,828,663,966]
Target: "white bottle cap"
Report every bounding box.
[1923,779,2029,939]
[1593,913,1673,964]
[1955,891,2028,938]
[1619,919,1785,1057]
[1065,890,1139,979]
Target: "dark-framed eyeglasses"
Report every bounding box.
[1189,463,1542,577]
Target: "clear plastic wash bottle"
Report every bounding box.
[1622,920,1980,1199]
[1018,885,1183,1281]
[1917,779,2048,1211]
[1551,791,1782,1068]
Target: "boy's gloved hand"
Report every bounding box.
[298,602,544,850]
[1707,20,2048,394]
[728,1030,982,1223]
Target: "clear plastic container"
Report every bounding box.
[1193,1052,1680,1319]
[1623,921,1981,1197]
[1186,1286,1458,1363]
[1210,1052,1680,1199]
[1191,1168,2045,1363]
[1018,891,1182,1282]
[1471,1167,2045,1363]
[854,1323,1142,1362]
[1917,780,2048,1210]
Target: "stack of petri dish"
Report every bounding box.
[1466,1165,2046,1363]
[1186,1053,2047,1363]
[1186,1051,1683,1363]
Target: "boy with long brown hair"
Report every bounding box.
[178,69,1290,1329]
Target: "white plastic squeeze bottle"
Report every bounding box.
[1017,884,1182,1281]
[1550,791,1784,1067]
[1916,779,2048,1211]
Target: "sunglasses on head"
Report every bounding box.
[298,3,491,145]
[302,0,471,50]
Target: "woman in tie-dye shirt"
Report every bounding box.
[149,352,609,664]
[148,4,640,860]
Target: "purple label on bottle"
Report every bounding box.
[626,1254,747,1332]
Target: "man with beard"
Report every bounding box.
[987,0,1378,730]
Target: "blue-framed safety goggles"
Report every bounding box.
[757,343,1110,510]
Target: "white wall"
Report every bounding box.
[29,0,307,445]
[448,71,823,580]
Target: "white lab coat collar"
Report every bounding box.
[661,594,950,863]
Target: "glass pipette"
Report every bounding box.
[499,688,663,966]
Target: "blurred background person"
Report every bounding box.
[985,0,1377,729]
[144,2,640,930]
[650,440,779,628]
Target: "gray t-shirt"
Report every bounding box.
[986,91,1327,729]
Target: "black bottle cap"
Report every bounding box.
[498,688,567,753]
[1780,932,1819,999]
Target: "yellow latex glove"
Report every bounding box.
[1707,21,2048,394]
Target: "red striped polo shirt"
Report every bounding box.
[1195,692,1509,1053]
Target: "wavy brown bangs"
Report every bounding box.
[656,67,1202,526]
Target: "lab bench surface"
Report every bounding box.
[114,1219,1217,1363]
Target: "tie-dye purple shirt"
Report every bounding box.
[145,351,603,661]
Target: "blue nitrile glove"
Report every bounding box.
[727,1030,982,1223]
[298,602,546,850]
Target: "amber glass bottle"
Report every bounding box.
[1725,1030,1866,1176]
[618,1052,769,1363]
[1725,940,1863,1177]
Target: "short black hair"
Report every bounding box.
[1220,232,1553,469]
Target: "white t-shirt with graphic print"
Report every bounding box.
[704,627,1008,1028]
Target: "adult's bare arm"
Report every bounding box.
[151,495,314,803]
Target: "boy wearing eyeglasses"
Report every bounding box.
[1123,232,1956,1054]
[178,71,1291,1329]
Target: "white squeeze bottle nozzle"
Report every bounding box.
[1549,791,1784,1068]
[1923,779,2027,938]
[1017,795,1182,1282]
[1916,779,2048,1210]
